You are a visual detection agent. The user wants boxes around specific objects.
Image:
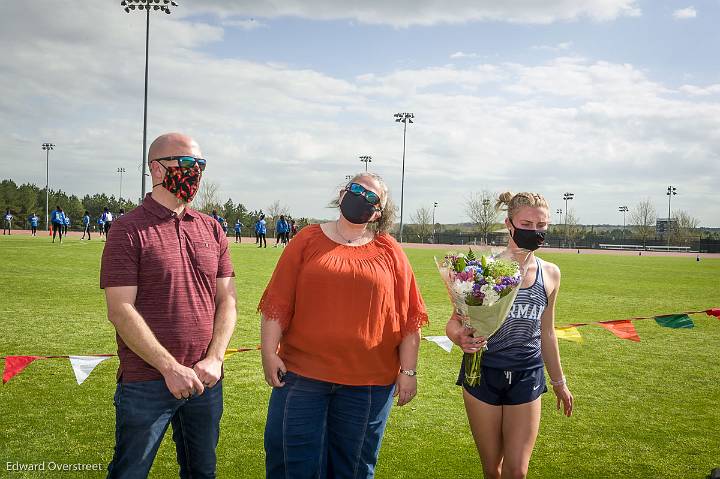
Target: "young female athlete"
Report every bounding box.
[446,191,573,479]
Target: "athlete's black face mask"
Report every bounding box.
[509,219,546,251]
[340,191,380,225]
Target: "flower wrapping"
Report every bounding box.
[435,249,526,386]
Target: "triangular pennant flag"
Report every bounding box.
[655,314,694,329]
[424,336,454,353]
[223,350,239,361]
[706,308,720,319]
[598,320,641,342]
[69,356,112,385]
[3,356,44,384]
[555,327,583,343]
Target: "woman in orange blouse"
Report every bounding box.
[259,172,428,478]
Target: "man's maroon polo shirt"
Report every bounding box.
[100,194,235,382]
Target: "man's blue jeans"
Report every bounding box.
[264,372,395,479]
[106,379,223,479]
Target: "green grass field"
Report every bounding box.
[1,235,719,478]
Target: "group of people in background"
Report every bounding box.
[4,203,299,250]
[1,206,119,243]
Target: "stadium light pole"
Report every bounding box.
[563,192,574,247]
[42,143,55,231]
[482,198,491,244]
[432,201,438,242]
[117,167,127,201]
[359,155,372,171]
[121,0,179,200]
[666,185,677,248]
[394,112,414,243]
[345,175,352,182]
[618,205,628,242]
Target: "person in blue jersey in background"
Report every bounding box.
[63,214,71,236]
[28,212,39,236]
[3,208,12,235]
[256,214,267,248]
[274,215,289,248]
[446,191,573,479]
[81,211,92,240]
[51,206,66,243]
[97,216,105,239]
[101,207,113,237]
[234,219,243,244]
[211,210,223,226]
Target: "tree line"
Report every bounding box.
[406,191,712,246]
[1,178,307,235]
[1,179,136,230]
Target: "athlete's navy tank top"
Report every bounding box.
[481,257,548,371]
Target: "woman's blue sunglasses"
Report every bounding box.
[346,182,381,207]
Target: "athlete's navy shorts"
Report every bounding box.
[457,363,547,406]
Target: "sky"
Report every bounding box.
[1,0,719,226]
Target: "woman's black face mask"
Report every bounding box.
[340,191,379,225]
[510,219,546,251]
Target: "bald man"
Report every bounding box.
[100,133,237,478]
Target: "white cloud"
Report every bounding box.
[222,18,267,30]
[673,7,697,19]
[188,0,642,27]
[3,0,720,227]
[531,42,573,52]
[680,84,720,95]
[450,51,479,59]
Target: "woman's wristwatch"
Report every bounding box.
[400,369,417,377]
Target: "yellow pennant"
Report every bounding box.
[555,326,583,343]
[223,350,239,361]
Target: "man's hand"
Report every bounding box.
[193,357,223,389]
[164,364,205,399]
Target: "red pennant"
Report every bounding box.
[599,320,641,342]
[706,308,720,319]
[2,356,44,384]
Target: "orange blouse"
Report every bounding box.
[258,224,428,386]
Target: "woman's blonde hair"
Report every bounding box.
[495,191,550,219]
[330,172,396,234]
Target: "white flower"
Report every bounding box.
[480,284,500,306]
[453,279,475,297]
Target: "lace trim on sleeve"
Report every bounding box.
[401,311,430,338]
[257,293,293,332]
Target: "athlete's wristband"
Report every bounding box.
[550,376,566,387]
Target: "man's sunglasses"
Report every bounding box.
[151,156,207,171]
[346,182,381,207]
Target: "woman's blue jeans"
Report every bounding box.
[264,372,395,479]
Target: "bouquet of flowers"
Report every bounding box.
[435,248,525,386]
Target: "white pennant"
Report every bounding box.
[69,356,112,385]
[424,336,454,353]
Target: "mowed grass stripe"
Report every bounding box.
[0,235,718,478]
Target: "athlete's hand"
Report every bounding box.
[447,312,487,353]
[554,384,573,417]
